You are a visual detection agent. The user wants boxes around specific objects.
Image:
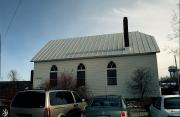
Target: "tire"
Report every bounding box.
[80,111,86,117]
[66,109,82,117]
[0,106,9,117]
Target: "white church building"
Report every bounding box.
[31,17,160,98]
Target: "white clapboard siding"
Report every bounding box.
[33,53,160,98]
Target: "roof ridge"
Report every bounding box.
[50,31,145,42]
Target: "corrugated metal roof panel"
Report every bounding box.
[140,33,151,53]
[147,35,157,52]
[31,31,160,62]
[130,32,139,54]
[136,32,144,53]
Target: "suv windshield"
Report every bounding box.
[164,97,180,109]
[11,91,45,108]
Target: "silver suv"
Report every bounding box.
[10,90,87,117]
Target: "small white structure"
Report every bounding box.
[31,18,160,98]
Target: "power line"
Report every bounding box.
[178,0,180,95]
[1,0,21,80]
[4,0,21,39]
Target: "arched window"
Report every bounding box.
[77,63,85,86]
[50,65,58,87]
[107,61,117,85]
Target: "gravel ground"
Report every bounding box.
[126,99,152,117]
[128,108,150,117]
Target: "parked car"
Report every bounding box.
[149,95,180,117]
[0,99,10,117]
[84,95,128,117]
[10,90,87,117]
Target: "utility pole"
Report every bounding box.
[174,55,179,94]
[175,55,178,68]
[0,34,2,79]
[178,0,180,94]
[175,55,178,78]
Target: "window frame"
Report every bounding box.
[107,61,117,85]
[50,65,58,87]
[72,92,82,103]
[77,63,86,86]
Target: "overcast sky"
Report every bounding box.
[0,0,179,81]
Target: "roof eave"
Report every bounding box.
[31,52,158,63]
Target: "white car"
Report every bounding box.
[149,95,180,117]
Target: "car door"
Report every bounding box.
[49,91,75,117]
[62,91,77,115]
[72,92,86,110]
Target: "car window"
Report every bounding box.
[91,97,121,107]
[73,92,82,103]
[50,91,74,106]
[164,97,180,109]
[11,91,45,108]
[153,97,161,110]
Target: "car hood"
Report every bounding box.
[165,109,180,116]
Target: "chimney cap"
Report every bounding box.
[123,17,128,19]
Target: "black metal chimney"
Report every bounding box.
[123,17,129,47]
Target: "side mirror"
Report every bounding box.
[82,99,86,102]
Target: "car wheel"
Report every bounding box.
[1,107,9,117]
[80,112,85,117]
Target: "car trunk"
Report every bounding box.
[86,107,128,117]
[11,107,45,117]
[10,91,46,117]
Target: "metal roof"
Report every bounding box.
[31,31,160,62]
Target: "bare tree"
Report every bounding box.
[40,80,51,90]
[168,11,179,41]
[127,67,153,99]
[169,10,180,94]
[40,73,91,100]
[5,70,19,100]
[57,73,77,90]
[166,11,179,55]
[8,70,18,81]
[76,85,91,101]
